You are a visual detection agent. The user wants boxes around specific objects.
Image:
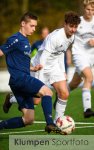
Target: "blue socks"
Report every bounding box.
[0,117,25,129]
[0,96,54,129]
[41,96,53,125]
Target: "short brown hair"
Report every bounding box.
[20,12,38,23]
[64,11,81,25]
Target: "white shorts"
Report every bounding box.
[42,71,66,85]
[73,53,94,74]
[38,62,66,85]
[31,50,66,87]
[30,71,54,89]
[31,69,66,89]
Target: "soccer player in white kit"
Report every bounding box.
[69,0,94,118]
[35,11,80,122]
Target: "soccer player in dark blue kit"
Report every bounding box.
[0,12,61,133]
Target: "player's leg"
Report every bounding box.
[52,80,69,122]
[72,54,94,118]
[21,76,61,133]
[33,98,41,105]
[81,67,94,118]
[64,69,93,114]
[0,92,34,129]
[69,72,82,91]
[36,85,60,133]
[3,93,41,113]
[3,93,17,113]
[19,95,35,126]
[21,108,34,125]
[0,75,61,133]
[53,71,82,109]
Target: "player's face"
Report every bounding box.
[41,28,49,39]
[84,4,94,20]
[64,23,78,38]
[21,19,37,36]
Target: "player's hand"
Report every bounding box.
[30,64,43,72]
[88,39,94,47]
[0,49,4,57]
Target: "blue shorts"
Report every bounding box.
[10,74,44,110]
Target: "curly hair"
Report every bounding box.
[64,11,81,25]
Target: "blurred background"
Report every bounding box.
[0,0,87,92]
[0,1,94,143]
[0,0,83,67]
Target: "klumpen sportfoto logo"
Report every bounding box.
[13,137,89,147]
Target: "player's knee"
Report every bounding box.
[33,98,41,105]
[23,116,34,125]
[59,90,69,99]
[44,87,53,96]
[85,76,93,83]
[64,91,69,99]
[39,85,53,97]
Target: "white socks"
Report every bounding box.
[10,94,17,103]
[82,88,91,112]
[54,98,67,122]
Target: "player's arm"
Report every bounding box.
[0,49,4,57]
[30,64,43,72]
[0,37,18,56]
[66,44,72,66]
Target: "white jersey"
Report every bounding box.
[40,28,74,55]
[32,28,74,70]
[31,28,74,85]
[39,28,74,73]
[72,16,94,55]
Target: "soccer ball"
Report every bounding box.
[56,116,75,135]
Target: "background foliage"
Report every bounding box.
[0,0,83,68]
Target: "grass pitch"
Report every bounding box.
[0,88,94,150]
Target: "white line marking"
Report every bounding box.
[34,121,45,123]
[0,120,94,135]
[0,130,44,135]
[76,126,94,128]
[75,122,94,125]
[1,120,94,125]
[0,126,94,135]
[34,121,94,125]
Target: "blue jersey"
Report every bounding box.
[0,32,45,110]
[0,32,31,84]
[31,40,43,52]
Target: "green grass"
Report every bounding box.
[0,89,94,150]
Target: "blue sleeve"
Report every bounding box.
[31,40,43,52]
[0,37,19,55]
[31,42,37,52]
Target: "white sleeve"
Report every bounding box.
[38,50,51,81]
[40,33,58,53]
[59,53,65,73]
